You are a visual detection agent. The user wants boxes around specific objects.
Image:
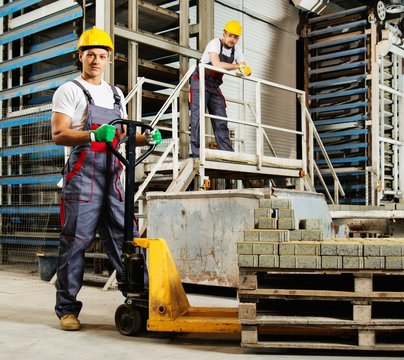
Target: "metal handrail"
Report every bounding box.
[123,66,196,205]
[301,103,345,203]
[125,62,344,206]
[197,63,344,203]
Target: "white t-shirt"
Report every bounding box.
[52,76,127,131]
[200,38,245,64]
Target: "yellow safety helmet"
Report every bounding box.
[77,26,114,52]
[224,20,242,36]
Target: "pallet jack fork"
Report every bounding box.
[107,120,240,336]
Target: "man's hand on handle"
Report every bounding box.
[144,128,162,145]
[90,124,116,142]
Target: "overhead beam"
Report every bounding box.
[114,25,201,60]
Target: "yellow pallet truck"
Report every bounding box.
[107,120,240,336]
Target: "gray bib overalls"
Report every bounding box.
[190,41,235,158]
[55,80,139,318]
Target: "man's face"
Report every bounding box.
[79,48,110,78]
[222,31,239,48]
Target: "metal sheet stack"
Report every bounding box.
[306,6,370,204]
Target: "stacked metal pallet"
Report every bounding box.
[238,198,404,351]
[306,6,370,204]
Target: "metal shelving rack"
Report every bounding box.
[0,0,205,271]
[306,5,371,204]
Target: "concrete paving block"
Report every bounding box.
[342,256,364,269]
[237,242,253,255]
[295,243,320,255]
[385,257,404,269]
[301,229,323,241]
[321,256,343,269]
[258,255,279,268]
[279,255,296,268]
[337,243,363,256]
[277,208,295,218]
[258,217,277,229]
[380,244,402,257]
[244,230,259,241]
[259,199,272,208]
[278,218,297,230]
[321,243,338,255]
[300,219,322,230]
[259,230,290,242]
[279,243,295,255]
[296,255,321,269]
[238,254,258,267]
[363,244,381,257]
[289,230,303,241]
[265,198,292,209]
[364,257,385,269]
[253,242,278,255]
[254,208,272,226]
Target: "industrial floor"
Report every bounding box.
[1,270,403,360]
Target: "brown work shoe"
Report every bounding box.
[60,314,80,331]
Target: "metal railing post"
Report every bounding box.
[256,81,262,170]
[300,93,308,182]
[199,63,206,187]
[172,97,179,179]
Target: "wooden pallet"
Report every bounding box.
[239,269,404,351]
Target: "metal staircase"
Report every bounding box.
[306,5,370,204]
[128,63,344,231]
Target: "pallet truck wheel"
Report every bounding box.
[115,304,143,336]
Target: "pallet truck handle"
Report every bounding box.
[106,119,156,246]
[106,119,156,167]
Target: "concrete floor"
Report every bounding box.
[0,270,403,360]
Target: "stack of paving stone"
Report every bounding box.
[240,197,324,268]
[238,197,404,270]
[237,197,404,351]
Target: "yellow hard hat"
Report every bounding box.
[224,20,242,36]
[77,26,114,52]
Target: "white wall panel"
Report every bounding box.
[215,0,300,158]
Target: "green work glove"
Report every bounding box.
[91,124,116,142]
[144,128,162,145]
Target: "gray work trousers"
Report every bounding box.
[55,147,138,318]
[190,74,233,158]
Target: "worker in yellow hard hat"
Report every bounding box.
[51,26,161,331]
[190,20,251,158]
